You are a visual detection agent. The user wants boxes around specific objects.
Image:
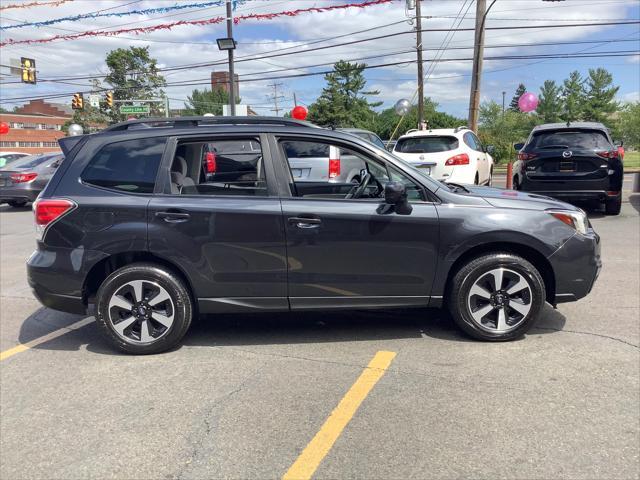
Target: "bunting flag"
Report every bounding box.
[0,0,73,11]
[0,0,393,47]
[1,0,246,30]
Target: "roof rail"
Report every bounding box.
[454,125,469,133]
[102,116,318,132]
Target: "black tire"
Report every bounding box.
[96,263,193,354]
[8,200,27,208]
[512,176,519,191]
[474,173,479,185]
[447,253,545,341]
[604,193,621,215]
[487,168,493,187]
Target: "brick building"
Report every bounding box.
[0,100,72,154]
[211,71,239,98]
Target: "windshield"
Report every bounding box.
[1,154,61,170]
[395,135,459,153]
[530,129,611,150]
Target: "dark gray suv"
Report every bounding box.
[27,117,601,354]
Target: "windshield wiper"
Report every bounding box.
[442,181,470,193]
[539,144,570,149]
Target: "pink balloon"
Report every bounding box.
[518,92,538,113]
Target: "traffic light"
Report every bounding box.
[105,91,113,108]
[20,57,36,84]
[72,93,84,110]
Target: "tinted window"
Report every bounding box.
[82,138,166,193]
[172,138,267,196]
[463,132,480,151]
[530,129,611,150]
[1,154,56,170]
[396,136,459,153]
[284,141,329,158]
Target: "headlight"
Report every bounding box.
[548,209,588,235]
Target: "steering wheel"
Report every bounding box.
[345,173,373,199]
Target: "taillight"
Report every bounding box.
[445,153,469,166]
[204,152,217,173]
[33,199,76,241]
[596,150,619,159]
[518,152,537,161]
[329,158,340,178]
[10,172,37,183]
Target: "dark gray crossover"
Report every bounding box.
[27,117,601,354]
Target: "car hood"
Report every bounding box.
[462,185,581,212]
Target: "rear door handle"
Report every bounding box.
[155,211,191,223]
[288,216,322,228]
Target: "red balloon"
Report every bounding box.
[291,106,308,120]
[0,122,9,135]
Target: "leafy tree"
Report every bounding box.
[537,80,562,123]
[561,70,585,123]
[615,101,640,149]
[307,60,381,129]
[375,98,463,139]
[103,46,166,123]
[62,105,109,134]
[582,67,619,124]
[182,87,240,116]
[509,83,527,111]
[478,100,540,163]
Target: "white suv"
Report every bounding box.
[392,127,494,185]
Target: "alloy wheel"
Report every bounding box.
[466,268,533,333]
[107,280,175,344]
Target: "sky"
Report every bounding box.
[0,0,639,119]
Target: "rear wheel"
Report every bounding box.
[604,193,621,215]
[513,176,520,191]
[96,263,193,354]
[8,200,27,208]
[447,253,545,341]
[474,172,479,185]
[487,167,493,186]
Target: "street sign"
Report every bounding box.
[119,105,150,114]
[89,94,100,108]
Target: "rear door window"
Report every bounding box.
[530,130,611,150]
[82,137,166,193]
[395,136,459,153]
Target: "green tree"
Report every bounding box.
[537,80,562,123]
[561,70,585,123]
[509,83,527,111]
[307,60,381,129]
[375,98,463,139]
[615,101,640,149]
[478,100,540,163]
[103,46,166,123]
[182,87,240,116]
[582,68,619,124]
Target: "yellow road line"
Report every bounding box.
[283,350,397,480]
[0,317,94,361]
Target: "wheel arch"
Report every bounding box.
[443,241,556,305]
[83,251,196,308]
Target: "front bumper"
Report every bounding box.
[548,229,601,303]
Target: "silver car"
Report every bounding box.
[0,152,63,207]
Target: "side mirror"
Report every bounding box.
[486,145,495,154]
[383,181,412,215]
[514,143,524,151]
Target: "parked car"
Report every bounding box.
[28,116,601,354]
[0,151,28,168]
[513,122,623,215]
[0,152,64,207]
[393,127,494,186]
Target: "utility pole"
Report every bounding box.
[415,0,425,130]
[502,91,506,115]
[268,82,285,116]
[468,0,491,132]
[226,0,236,115]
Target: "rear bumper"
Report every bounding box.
[548,230,601,304]
[0,186,40,203]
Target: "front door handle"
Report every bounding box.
[156,211,191,223]
[288,216,322,229]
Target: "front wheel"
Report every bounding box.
[447,253,545,341]
[96,263,193,354]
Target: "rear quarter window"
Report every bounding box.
[530,130,611,150]
[82,137,166,194]
[395,136,459,153]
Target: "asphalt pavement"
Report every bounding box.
[1,182,638,479]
